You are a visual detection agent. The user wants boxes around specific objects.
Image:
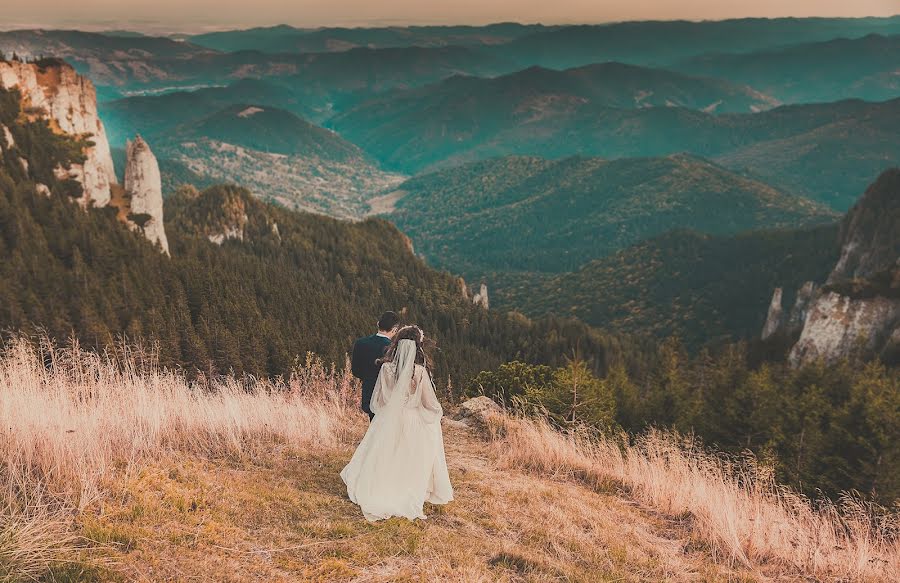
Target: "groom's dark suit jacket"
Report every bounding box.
[351,333,391,419]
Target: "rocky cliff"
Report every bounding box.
[459,277,490,310]
[765,169,900,365]
[164,184,281,247]
[761,282,817,341]
[0,59,116,206]
[789,289,900,366]
[124,136,169,254]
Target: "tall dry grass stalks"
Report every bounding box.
[0,338,359,579]
[490,414,900,581]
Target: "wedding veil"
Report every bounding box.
[370,339,442,423]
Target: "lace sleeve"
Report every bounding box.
[370,364,393,414]
[415,366,443,424]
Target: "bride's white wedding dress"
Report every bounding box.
[340,339,454,521]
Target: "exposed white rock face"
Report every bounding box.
[789,282,818,331]
[0,124,13,150]
[0,60,116,206]
[473,284,490,310]
[770,170,899,366]
[458,277,490,309]
[761,288,784,340]
[789,292,900,366]
[208,218,247,246]
[124,136,169,255]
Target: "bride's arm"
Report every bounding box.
[370,365,393,414]
[417,367,443,424]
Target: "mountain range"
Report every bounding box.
[490,17,900,69]
[187,23,553,53]
[336,92,900,209]
[674,33,900,104]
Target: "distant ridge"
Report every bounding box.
[335,93,900,209]
[164,104,363,161]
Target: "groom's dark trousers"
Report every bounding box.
[351,334,391,420]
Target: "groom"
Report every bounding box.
[351,311,400,420]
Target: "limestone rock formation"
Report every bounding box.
[828,170,900,283]
[761,282,818,341]
[0,60,116,206]
[761,288,785,340]
[472,283,490,310]
[458,277,490,309]
[789,291,900,366]
[208,221,246,245]
[0,124,13,151]
[788,282,818,332]
[770,169,900,366]
[458,277,469,300]
[124,136,169,255]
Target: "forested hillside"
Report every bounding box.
[386,154,836,275]
[0,86,622,384]
[496,225,841,347]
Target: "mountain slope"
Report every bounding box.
[383,154,837,277]
[675,34,900,104]
[167,104,362,161]
[100,78,315,147]
[153,104,402,216]
[716,105,900,210]
[0,172,614,382]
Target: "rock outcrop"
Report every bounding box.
[768,169,900,366]
[124,136,169,254]
[453,396,502,434]
[761,282,818,341]
[761,288,785,340]
[0,59,116,206]
[458,277,490,310]
[828,170,900,283]
[0,124,13,151]
[473,283,490,310]
[789,291,900,366]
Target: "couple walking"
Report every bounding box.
[341,311,454,522]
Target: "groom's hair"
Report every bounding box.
[378,311,400,332]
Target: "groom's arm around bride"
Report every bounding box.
[350,311,400,420]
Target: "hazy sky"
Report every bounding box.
[6,0,900,32]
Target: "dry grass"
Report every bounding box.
[489,414,900,581]
[0,338,895,581]
[0,338,358,580]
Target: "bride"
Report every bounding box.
[340,325,454,521]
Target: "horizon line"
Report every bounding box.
[2,13,899,36]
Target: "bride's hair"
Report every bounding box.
[378,325,432,369]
